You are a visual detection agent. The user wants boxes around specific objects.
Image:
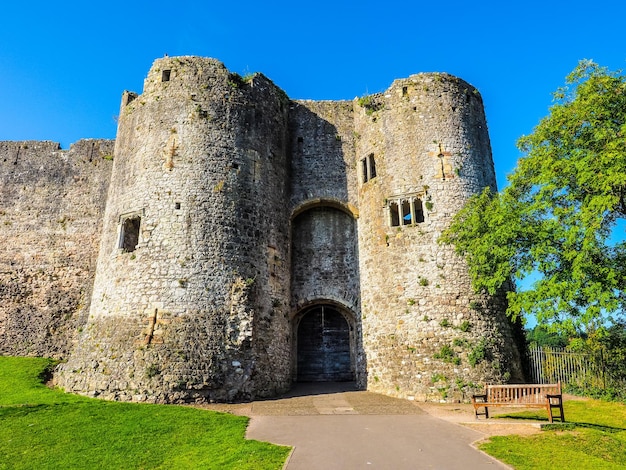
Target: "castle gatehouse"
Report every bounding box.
[0,56,525,403]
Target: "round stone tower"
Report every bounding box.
[57,57,292,402]
[354,73,524,401]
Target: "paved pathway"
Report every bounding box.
[206,383,510,469]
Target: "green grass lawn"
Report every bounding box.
[479,399,626,469]
[0,357,290,470]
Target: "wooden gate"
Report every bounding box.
[297,305,353,382]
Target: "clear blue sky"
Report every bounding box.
[1,0,625,190]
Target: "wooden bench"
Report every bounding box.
[472,382,565,423]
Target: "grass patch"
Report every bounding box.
[0,357,290,469]
[479,399,626,469]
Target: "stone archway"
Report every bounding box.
[296,304,354,382]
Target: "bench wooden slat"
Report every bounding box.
[472,382,565,423]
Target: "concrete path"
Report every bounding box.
[206,383,509,469]
[248,414,505,469]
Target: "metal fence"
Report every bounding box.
[527,345,606,388]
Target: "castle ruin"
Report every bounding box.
[0,56,525,403]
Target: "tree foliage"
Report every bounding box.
[441,60,626,335]
[597,321,626,387]
[525,325,569,349]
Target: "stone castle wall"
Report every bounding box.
[0,140,113,357]
[1,56,525,403]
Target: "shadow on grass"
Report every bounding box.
[568,422,626,433]
[0,402,88,418]
[0,404,49,416]
[496,413,626,433]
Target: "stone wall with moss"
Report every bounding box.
[353,74,524,401]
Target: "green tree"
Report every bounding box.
[441,60,626,336]
[596,321,626,388]
[526,324,569,349]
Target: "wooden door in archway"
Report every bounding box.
[297,305,353,381]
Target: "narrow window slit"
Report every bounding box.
[401,200,411,225]
[389,202,400,227]
[360,154,377,184]
[369,154,376,179]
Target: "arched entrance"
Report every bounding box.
[296,304,354,382]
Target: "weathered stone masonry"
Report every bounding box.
[0,140,113,357]
[0,56,525,403]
